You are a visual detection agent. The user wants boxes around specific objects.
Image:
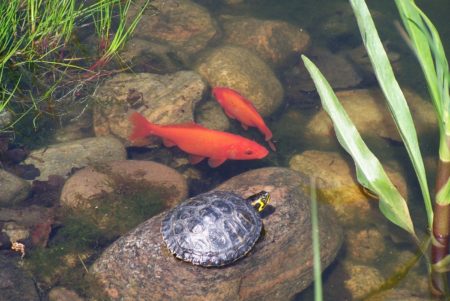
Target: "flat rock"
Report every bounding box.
[0,169,31,206]
[195,45,283,117]
[221,15,310,67]
[24,136,126,181]
[92,71,207,142]
[91,167,342,301]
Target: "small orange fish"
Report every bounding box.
[212,87,276,151]
[129,112,268,168]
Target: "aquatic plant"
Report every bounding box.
[0,0,152,132]
[310,178,323,301]
[302,0,449,296]
[87,0,151,73]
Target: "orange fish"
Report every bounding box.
[129,112,268,168]
[212,87,276,151]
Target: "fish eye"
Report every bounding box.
[245,149,253,155]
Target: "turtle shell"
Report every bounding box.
[161,191,263,267]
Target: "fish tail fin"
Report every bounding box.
[259,126,272,142]
[267,140,276,152]
[129,112,157,142]
[260,126,276,151]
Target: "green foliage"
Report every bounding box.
[349,0,432,229]
[302,55,415,236]
[394,0,450,207]
[89,0,151,71]
[0,0,153,132]
[303,0,450,290]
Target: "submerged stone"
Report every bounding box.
[195,45,284,117]
[92,71,207,143]
[221,15,310,67]
[0,169,31,206]
[24,136,126,181]
[289,150,408,226]
[91,167,342,300]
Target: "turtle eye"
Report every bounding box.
[245,149,253,155]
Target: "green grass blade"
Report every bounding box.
[310,177,323,301]
[396,1,450,207]
[395,0,443,126]
[395,0,446,131]
[349,0,433,229]
[302,55,415,236]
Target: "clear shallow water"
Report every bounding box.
[8,0,450,299]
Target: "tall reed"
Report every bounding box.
[303,0,449,296]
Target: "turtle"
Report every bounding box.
[161,190,270,267]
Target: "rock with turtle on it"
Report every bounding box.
[91,167,343,301]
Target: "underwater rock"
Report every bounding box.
[345,227,385,263]
[284,47,362,93]
[0,253,40,301]
[24,136,126,181]
[60,160,188,210]
[270,109,309,150]
[365,289,430,301]
[305,88,437,147]
[48,287,84,301]
[92,71,207,143]
[342,263,385,300]
[220,15,310,67]
[127,0,218,62]
[195,99,230,131]
[0,169,31,206]
[1,222,29,247]
[0,111,12,129]
[91,167,342,301]
[195,45,284,117]
[60,160,188,235]
[315,2,384,52]
[119,38,184,74]
[0,205,54,249]
[346,43,402,81]
[53,111,94,143]
[289,150,408,226]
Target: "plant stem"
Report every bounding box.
[431,158,450,295]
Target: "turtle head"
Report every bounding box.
[247,191,270,212]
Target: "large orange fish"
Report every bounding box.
[129,112,268,168]
[212,87,276,151]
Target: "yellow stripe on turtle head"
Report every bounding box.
[247,191,270,212]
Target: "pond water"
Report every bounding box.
[2,0,450,300]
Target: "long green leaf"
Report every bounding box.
[395,0,442,125]
[349,0,433,229]
[396,0,450,207]
[302,55,415,236]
